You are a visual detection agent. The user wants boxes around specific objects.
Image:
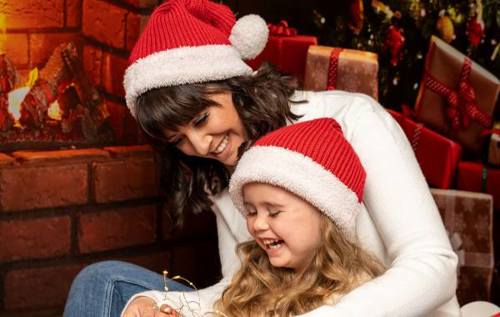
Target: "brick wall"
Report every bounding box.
[0,146,220,316]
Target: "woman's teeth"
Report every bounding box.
[263,239,284,249]
[214,135,228,154]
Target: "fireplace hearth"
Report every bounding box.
[0,1,220,316]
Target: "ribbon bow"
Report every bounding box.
[423,57,492,132]
[268,20,297,37]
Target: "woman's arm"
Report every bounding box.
[299,94,459,316]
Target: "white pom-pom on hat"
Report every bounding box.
[230,14,269,60]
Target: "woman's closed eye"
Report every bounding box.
[192,112,209,126]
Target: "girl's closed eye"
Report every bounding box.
[268,210,282,217]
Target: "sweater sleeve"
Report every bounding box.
[297,95,459,317]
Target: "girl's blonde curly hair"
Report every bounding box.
[216,215,385,316]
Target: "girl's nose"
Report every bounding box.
[252,213,269,231]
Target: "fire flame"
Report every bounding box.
[7,87,29,127]
[48,101,62,121]
[6,68,63,127]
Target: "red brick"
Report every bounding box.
[93,157,158,203]
[0,153,15,166]
[4,33,29,66]
[4,264,84,310]
[66,0,82,28]
[3,0,64,29]
[121,0,158,9]
[0,216,70,261]
[126,12,149,51]
[29,33,82,67]
[102,52,127,97]
[83,0,127,49]
[0,164,88,212]
[104,144,153,157]
[12,148,109,164]
[78,205,157,253]
[83,44,103,86]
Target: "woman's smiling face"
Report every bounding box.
[163,91,247,167]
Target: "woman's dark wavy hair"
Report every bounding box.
[135,64,301,226]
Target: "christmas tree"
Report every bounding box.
[230,0,499,112]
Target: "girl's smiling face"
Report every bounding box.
[243,182,323,272]
[163,91,247,167]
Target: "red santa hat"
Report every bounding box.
[229,118,366,238]
[123,0,268,117]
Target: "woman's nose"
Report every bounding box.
[186,130,212,156]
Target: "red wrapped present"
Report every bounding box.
[303,45,379,100]
[414,36,500,155]
[456,162,500,209]
[430,189,494,305]
[487,123,500,166]
[388,110,462,189]
[246,21,317,84]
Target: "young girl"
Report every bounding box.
[220,118,386,316]
[64,0,460,316]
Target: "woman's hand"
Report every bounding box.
[122,296,180,317]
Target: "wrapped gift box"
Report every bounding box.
[303,45,379,100]
[456,162,500,209]
[247,21,317,84]
[388,110,462,189]
[414,36,500,155]
[430,189,494,305]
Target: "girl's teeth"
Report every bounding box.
[264,239,283,249]
[214,136,228,154]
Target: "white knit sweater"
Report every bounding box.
[122,90,460,317]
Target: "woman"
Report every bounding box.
[64,0,459,316]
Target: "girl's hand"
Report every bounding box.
[122,296,179,317]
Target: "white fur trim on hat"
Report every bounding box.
[230,14,269,60]
[229,146,362,238]
[124,45,253,117]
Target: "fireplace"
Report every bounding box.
[0,1,220,316]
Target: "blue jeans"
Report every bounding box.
[63,261,192,317]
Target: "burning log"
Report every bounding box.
[19,43,73,127]
[0,53,16,93]
[0,94,14,131]
[61,44,110,137]
[18,42,110,142]
[0,54,16,131]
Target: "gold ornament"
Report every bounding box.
[447,7,464,25]
[436,15,455,43]
[407,0,425,24]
